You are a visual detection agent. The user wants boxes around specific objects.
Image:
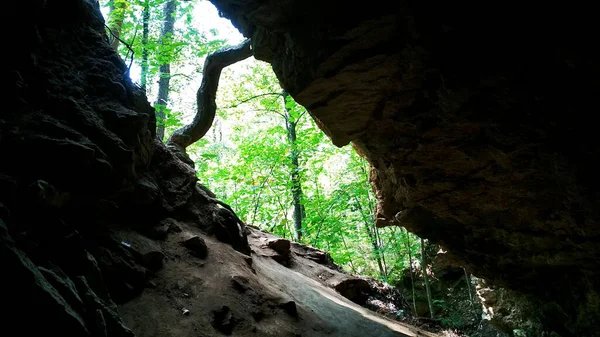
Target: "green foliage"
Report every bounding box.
[189,59,422,283]
[434,299,465,329]
[99,0,228,123]
[100,0,423,286]
[154,104,183,135]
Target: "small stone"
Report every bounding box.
[159,218,183,233]
[182,235,208,259]
[212,306,236,335]
[169,222,183,233]
[231,275,250,293]
[182,308,190,316]
[266,238,291,265]
[267,238,291,256]
[278,300,298,318]
[147,224,169,240]
[142,250,165,271]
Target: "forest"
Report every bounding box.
[100,0,481,332]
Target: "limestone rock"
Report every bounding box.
[212,306,236,335]
[161,218,183,233]
[213,207,251,256]
[182,235,208,259]
[266,238,292,265]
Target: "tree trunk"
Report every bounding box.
[340,233,357,273]
[154,0,177,142]
[404,228,418,315]
[282,91,306,242]
[107,0,128,51]
[375,226,389,277]
[140,0,150,91]
[168,40,252,151]
[463,267,479,318]
[354,197,386,278]
[421,237,435,318]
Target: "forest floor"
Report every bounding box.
[118,222,443,337]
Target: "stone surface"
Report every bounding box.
[267,238,291,257]
[161,218,183,233]
[1,221,90,336]
[182,235,209,259]
[212,207,251,255]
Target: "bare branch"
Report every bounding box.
[224,92,284,109]
[297,109,307,121]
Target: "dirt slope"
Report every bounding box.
[119,223,439,337]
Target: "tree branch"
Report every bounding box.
[167,39,253,150]
[224,92,284,109]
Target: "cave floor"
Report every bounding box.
[119,224,440,337]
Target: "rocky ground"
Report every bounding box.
[118,222,443,337]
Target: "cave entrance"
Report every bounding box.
[99,1,484,334]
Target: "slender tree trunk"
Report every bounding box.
[463,267,479,318]
[140,0,150,91]
[155,0,177,142]
[340,233,358,273]
[282,91,306,242]
[404,227,418,315]
[421,237,435,318]
[107,0,128,51]
[463,267,473,302]
[250,164,277,225]
[354,197,386,278]
[375,227,389,277]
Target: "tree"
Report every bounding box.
[404,227,418,315]
[421,237,435,319]
[282,91,307,242]
[106,0,129,51]
[154,0,177,141]
[140,0,150,91]
[168,39,253,151]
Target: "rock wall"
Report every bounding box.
[209,0,600,335]
[3,0,248,335]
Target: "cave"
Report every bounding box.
[3,0,599,336]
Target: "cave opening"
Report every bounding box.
[99,0,486,333]
[4,0,599,336]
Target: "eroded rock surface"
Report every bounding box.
[3,0,249,335]
[209,0,600,334]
